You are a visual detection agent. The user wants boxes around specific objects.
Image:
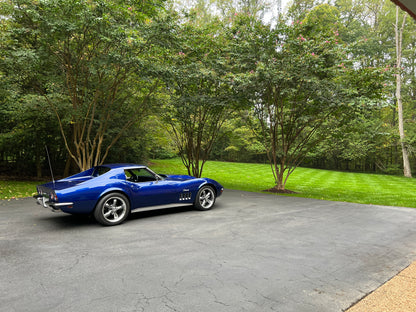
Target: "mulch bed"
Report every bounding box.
[263,187,298,194]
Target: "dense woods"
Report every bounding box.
[1,0,415,190]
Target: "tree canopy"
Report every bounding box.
[1,0,415,187]
[1,0,166,171]
[228,9,386,191]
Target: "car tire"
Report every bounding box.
[94,193,130,226]
[194,185,216,211]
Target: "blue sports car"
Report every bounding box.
[34,164,223,226]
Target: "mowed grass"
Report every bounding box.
[150,158,416,208]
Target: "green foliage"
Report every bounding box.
[287,0,321,21]
[210,114,267,163]
[229,8,386,191]
[1,0,166,172]
[106,115,177,163]
[302,3,341,36]
[160,16,240,177]
[307,112,388,172]
[1,0,416,182]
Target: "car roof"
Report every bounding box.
[100,163,146,170]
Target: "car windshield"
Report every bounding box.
[125,168,163,183]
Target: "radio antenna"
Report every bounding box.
[45,145,55,186]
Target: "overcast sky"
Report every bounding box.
[263,0,291,24]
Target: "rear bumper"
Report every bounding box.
[34,195,73,212]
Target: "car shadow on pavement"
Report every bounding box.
[36,205,195,228]
[37,213,97,228]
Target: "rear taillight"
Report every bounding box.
[50,192,58,202]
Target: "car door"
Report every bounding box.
[125,168,180,208]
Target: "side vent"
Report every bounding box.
[179,189,192,201]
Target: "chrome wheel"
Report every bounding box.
[194,186,216,211]
[94,193,130,226]
[103,197,127,223]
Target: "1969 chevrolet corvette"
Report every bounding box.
[34,164,223,226]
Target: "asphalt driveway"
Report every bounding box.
[1,190,416,312]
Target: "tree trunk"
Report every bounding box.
[395,7,411,178]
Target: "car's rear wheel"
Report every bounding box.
[194,186,216,211]
[94,193,130,226]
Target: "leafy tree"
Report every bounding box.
[211,113,266,162]
[230,9,386,191]
[307,110,389,172]
[162,17,239,177]
[1,0,416,179]
[287,0,320,21]
[333,1,416,178]
[0,6,64,177]
[0,94,64,177]
[1,0,165,171]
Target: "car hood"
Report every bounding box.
[164,174,195,181]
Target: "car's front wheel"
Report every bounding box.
[194,186,216,211]
[94,193,130,226]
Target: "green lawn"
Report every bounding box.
[2,158,416,208]
[0,180,41,200]
[149,158,416,208]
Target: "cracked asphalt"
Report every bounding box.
[1,189,416,312]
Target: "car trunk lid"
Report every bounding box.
[39,176,93,192]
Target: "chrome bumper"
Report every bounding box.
[34,195,73,212]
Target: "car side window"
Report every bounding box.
[125,168,157,183]
[92,166,111,177]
